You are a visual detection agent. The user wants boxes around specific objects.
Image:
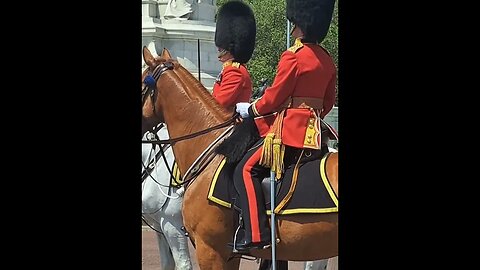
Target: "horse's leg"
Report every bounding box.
[143,212,176,270]
[155,231,175,270]
[258,259,271,270]
[325,256,338,270]
[258,259,288,270]
[258,259,289,270]
[194,237,240,270]
[304,259,328,270]
[182,162,240,269]
[162,195,193,270]
[278,260,289,270]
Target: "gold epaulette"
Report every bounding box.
[222,61,241,68]
[287,38,304,53]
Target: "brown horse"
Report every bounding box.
[141,46,338,270]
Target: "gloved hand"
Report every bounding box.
[235,102,251,118]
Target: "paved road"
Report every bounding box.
[142,227,307,270]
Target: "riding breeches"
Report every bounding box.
[232,142,271,243]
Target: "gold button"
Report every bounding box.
[309,124,314,129]
[309,119,314,124]
[307,139,312,143]
[307,135,312,138]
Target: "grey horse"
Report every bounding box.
[142,125,193,270]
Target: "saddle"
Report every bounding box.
[208,144,338,215]
[209,144,338,254]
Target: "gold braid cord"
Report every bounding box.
[259,108,286,180]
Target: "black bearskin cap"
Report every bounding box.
[286,0,335,43]
[215,1,256,64]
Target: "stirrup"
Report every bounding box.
[231,215,244,253]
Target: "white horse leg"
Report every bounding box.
[155,230,176,270]
[142,126,192,269]
[325,256,338,270]
[304,259,328,270]
[161,190,193,270]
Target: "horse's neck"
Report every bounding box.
[174,65,230,120]
[160,69,230,175]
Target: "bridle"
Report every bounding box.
[141,60,238,146]
[142,61,175,119]
[141,60,239,187]
[141,123,174,185]
[141,61,178,189]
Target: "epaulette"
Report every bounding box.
[287,38,304,53]
[222,61,241,68]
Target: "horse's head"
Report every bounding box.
[141,46,175,134]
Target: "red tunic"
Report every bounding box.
[252,39,336,149]
[212,61,252,111]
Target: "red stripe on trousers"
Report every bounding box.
[242,148,262,242]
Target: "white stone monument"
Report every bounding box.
[142,0,219,90]
[324,106,338,148]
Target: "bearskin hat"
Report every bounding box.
[286,0,336,44]
[215,0,256,64]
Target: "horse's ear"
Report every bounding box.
[161,48,172,59]
[143,46,155,67]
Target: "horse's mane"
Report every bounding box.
[145,55,232,132]
[164,60,259,162]
[169,60,231,120]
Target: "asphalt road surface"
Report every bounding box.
[142,227,307,270]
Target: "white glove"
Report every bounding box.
[235,102,251,118]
